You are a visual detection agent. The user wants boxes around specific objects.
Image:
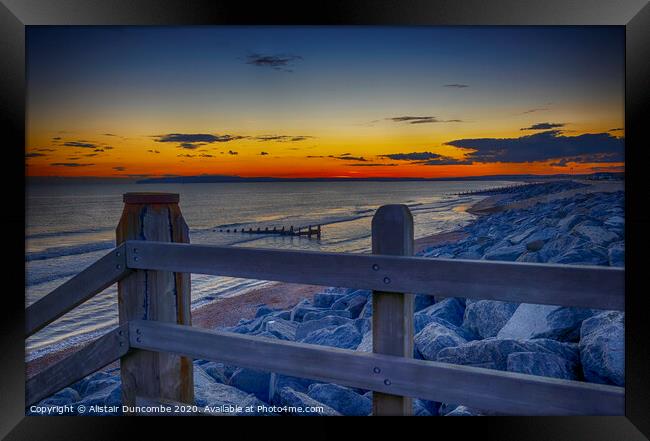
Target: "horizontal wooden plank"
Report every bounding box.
[124,241,624,310]
[129,320,624,416]
[26,244,130,337]
[26,325,129,407]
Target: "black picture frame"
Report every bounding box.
[2,0,648,439]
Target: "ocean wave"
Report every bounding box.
[26,226,114,240]
[26,240,116,262]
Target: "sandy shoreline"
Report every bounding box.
[28,180,619,379]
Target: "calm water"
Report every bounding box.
[26,180,515,359]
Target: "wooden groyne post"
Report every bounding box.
[371,205,414,415]
[116,192,194,408]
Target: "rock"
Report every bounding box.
[483,244,526,261]
[79,376,119,397]
[506,351,577,379]
[331,293,367,319]
[302,324,362,350]
[200,362,230,383]
[228,367,271,401]
[277,387,341,416]
[558,214,591,231]
[571,224,618,246]
[413,399,433,416]
[444,405,483,416]
[462,300,518,339]
[307,383,371,416]
[525,239,545,252]
[415,321,468,361]
[354,318,371,335]
[71,371,115,395]
[359,298,373,319]
[356,331,372,352]
[38,387,81,407]
[497,304,597,342]
[551,246,609,266]
[269,374,315,403]
[195,381,268,415]
[312,292,344,308]
[255,305,275,318]
[414,294,436,312]
[506,227,537,244]
[302,309,352,322]
[579,311,624,386]
[263,318,298,340]
[604,215,625,228]
[608,241,625,267]
[295,316,353,340]
[76,383,122,414]
[436,338,579,371]
[414,298,465,333]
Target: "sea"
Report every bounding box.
[25,180,516,360]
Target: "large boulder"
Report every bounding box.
[436,338,579,371]
[506,351,577,380]
[228,367,271,402]
[579,311,624,386]
[497,304,597,342]
[444,405,483,416]
[414,321,468,361]
[302,324,362,350]
[414,294,436,312]
[483,244,526,261]
[462,300,518,339]
[277,387,341,416]
[331,293,368,319]
[608,241,625,267]
[200,361,230,384]
[313,292,345,308]
[269,374,315,404]
[356,331,372,352]
[302,309,353,322]
[571,224,619,247]
[307,383,371,416]
[195,382,269,415]
[262,318,298,341]
[414,298,465,333]
[295,316,354,340]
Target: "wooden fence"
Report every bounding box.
[25,192,625,416]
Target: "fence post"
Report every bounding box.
[371,204,414,415]
[116,192,194,408]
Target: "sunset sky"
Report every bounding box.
[26,26,624,179]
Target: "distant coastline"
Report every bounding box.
[25,172,625,185]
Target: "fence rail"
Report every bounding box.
[24,192,625,416]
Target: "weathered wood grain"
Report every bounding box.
[123,240,624,310]
[117,193,193,409]
[371,205,414,415]
[26,325,128,407]
[129,320,624,416]
[25,244,129,337]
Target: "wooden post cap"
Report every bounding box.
[123,192,180,204]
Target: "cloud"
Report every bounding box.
[445,130,624,164]
[147,149,160,154]
[245,53,303,72]
[84,153,98,157]
[260,151,269,155]
[228,150,238,155]
[521,122,566,131]
[102,133,117,136]
[306,155,367,162]
[349,163,399,167]
[26,152,46,158]
[444,84,469,88]
[103,146,114,150]
[94,148,105,152]
[63,141,96,148]
[37,148,55,152]
[520,107,549,115]
[380,151,448,161]
[50,162,95,167]
[416,158,473,166]
[609,128,624,132]
[155,133,247,150]
[113,166,126,171]
[253,135,313,142]
[52,137,61,141]
[386,116,463,124]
